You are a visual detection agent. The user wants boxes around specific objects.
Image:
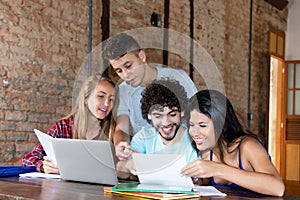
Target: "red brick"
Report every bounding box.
[0,0,288,166]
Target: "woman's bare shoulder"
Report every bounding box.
[240,136,266,153]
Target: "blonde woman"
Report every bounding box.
[21,74,116,174]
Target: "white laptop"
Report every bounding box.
[34,129,118,185]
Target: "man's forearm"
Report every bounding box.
[113,130,130,146]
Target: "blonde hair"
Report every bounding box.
[65,73,116,142]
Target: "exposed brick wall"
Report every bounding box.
[110,0,164,35]
[0,0,102,164]
[166,0,286,138]
[167,0,191,78]
[0,0,287,165]
[249,1,287,136]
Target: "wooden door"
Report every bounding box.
[284,61,300,181]
[267,27,285,175]
[267,56,284,174]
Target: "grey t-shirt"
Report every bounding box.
[117,66,197,135]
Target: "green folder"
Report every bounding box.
[111,183,194,194]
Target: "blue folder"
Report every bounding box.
[0,166,36,177]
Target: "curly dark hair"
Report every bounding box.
[141,78,188,122]
[103,33,141,60]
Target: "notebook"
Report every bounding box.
[105,186,201,199]
[111,182,195,194]
[33,129,118,185]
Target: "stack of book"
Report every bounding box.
[104,183,200,200]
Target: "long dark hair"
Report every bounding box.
[186,89,259,162]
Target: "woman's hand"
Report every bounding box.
[181,160,219,179]
[42,156,59,174]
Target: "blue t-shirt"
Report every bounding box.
[130,126,199,163]
[117,66,197,134]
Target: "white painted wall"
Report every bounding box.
[285,0,300,60]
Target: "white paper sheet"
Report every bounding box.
[19,172,61,179]
[34,129,57,165]
[193,186,227,196]
[132,154,194,189]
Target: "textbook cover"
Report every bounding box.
[104,187,200,200]
[111,183,194,194]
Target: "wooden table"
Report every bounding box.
[0,176,299,200]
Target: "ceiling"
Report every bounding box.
[264,0,289,10]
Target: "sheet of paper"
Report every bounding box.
[193,186,227,196]
[132,154,194,189]
[34,129,57,165]
[19,172,61,179]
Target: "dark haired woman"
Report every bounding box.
[181,89,285,197]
